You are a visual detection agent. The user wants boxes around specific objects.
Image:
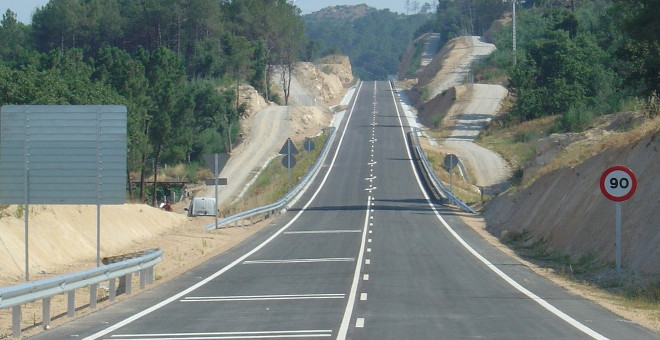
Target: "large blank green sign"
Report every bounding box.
[0,105,126,205]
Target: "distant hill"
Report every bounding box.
[304,4,430,80]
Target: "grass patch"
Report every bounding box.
[219,131,330,217]
[476,115,557,168]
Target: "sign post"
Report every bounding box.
[443,154,459,195]
[599,165,637,275]
[279,138,299,190]
[203,153,229,229]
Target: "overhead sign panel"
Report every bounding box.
[0,105,127,205]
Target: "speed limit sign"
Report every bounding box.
[600,166,637,202]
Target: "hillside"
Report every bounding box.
[484,116,660,275]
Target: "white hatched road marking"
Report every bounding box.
[181,294,345,302]
[243,258,354,265]
[283,230,362,235]
[109,329,333,339]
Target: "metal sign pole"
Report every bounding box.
[287,143,292,190]
[214,153,219,229]
[97,204,101,267]
[615,202,622,275]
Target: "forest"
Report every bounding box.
[304,5,432,80]
[0,0,306,203]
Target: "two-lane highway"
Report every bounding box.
[29,81,659,339]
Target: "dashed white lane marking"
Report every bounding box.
[181,294,345,302]
[284,230,362,235]
[365,259,371,265]
[360,293,368,301]
[109,329,333,339]
[356,318,365,328]
[368,238,372,243]
[363,274,369,281]
[367,248,371,253]
[243,258,354,265]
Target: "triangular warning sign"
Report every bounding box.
[279,138,299,155]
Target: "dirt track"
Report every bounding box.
[443,84,510,194]
[203,106,290,207]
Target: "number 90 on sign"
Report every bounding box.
[599,166,637,202]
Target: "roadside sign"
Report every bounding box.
[203,153,229,175]
[279,138,299,155]
[282,155,297,168]
[304,138,315,152]
[205,178,228,186]
[443,154,459,169]
[600,165,637,276]
[600,165,637,202]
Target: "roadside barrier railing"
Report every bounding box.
[203,126,338,230]
[408,129,476,214]
[0,249,163,337]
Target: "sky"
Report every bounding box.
[0,0,414,25]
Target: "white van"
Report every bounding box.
[185,197,217,217]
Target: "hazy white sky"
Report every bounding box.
[0,0,422,24]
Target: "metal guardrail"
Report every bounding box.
[0,249,163,337]
[409,129,477,214]
[204,126,338,230]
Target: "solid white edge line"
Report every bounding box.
[337,82,376,339]
[387,82,609,340]
[82,81,366,340]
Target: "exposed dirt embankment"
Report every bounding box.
[485,128,660,275]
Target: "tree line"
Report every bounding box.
[304,6,431,80]
[0,0,306,204]
[422,0,659,131]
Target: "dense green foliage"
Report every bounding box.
[426,0,660,132]
[304,7,430,80]
[0,0,305,202]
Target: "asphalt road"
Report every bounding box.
[28,81,659,340]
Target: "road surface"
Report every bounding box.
[28,81,658,340]
[444,83,510,194]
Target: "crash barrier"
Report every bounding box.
[204,126,338,230]
[0,249,163,337]
[408,129,476,214]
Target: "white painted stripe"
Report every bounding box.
[387,82,609,340]
[283,230,361,235]
[82,81,366,340]
[110,329,333,339]
[365,259,370,265]
[367,248,371,252]
[181,294,345,302]
[367,238,372,243]
[337,84,377,339]
[243,258,354,265]
[363,274,369,281]
[360,293,367,301]
[355,318,365,328]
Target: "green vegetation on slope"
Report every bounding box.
[304,5,431,80]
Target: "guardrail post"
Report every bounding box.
[139,269,146,289]
[109,278,116,301]
[147,267,154,285]
[12,305,21,337]
[89,284,98,309]
[67,291,75,317]
[125,273,132,295]
[43,297,51,329]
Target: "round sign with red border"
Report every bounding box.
[600,166,637,202]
